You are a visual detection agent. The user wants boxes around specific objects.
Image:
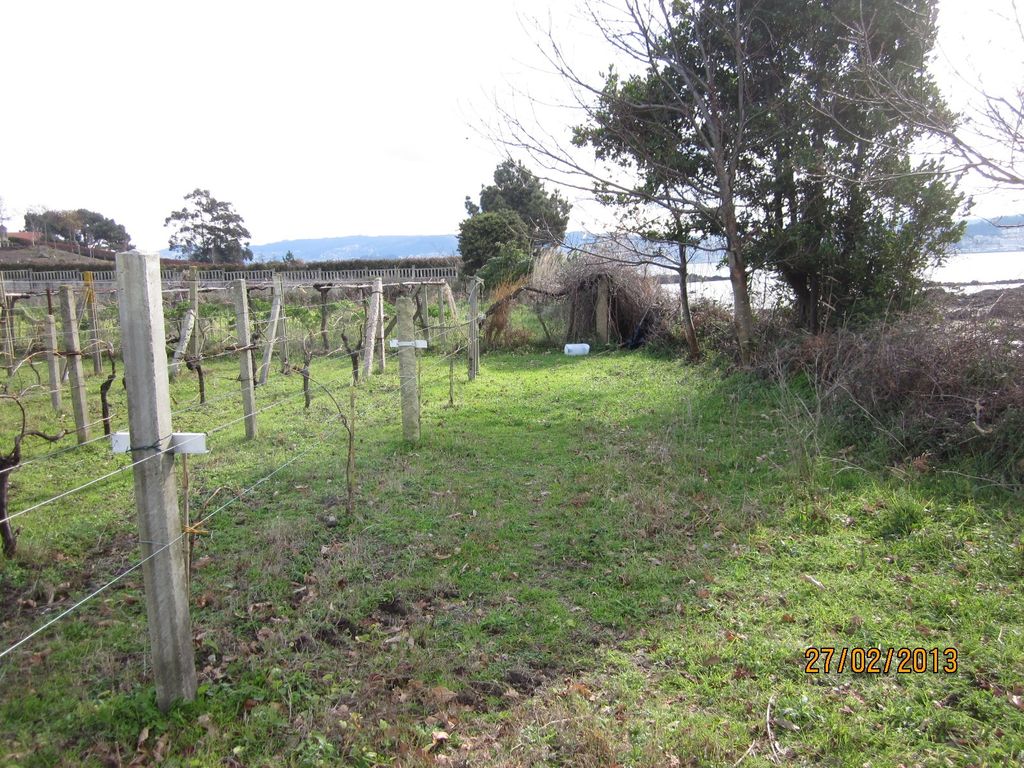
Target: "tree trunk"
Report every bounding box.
[0,467,14,557]
[319,289,330,353]
[781,268,812,331]
[676,242,699,359]
[721,205,755,364]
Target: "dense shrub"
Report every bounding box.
[765,289,1024,482]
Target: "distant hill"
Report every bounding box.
[247,231,722,264]
[958,215,1024,252]
[249,235,459,263]
[162,214,1023,267]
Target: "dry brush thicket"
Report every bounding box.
[760,287,1024,480]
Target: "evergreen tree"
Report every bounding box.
[459,161,571,279]
[466,160,571,250]
[572,0,962,341]
[164,189,253,264]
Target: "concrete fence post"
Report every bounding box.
[233,280,258,439]
[59,286,91,444]
[115,250,197,712]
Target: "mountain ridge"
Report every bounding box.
[201,214,1024,264]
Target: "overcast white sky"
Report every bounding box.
[0,0,1020,252]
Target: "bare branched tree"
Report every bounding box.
[845,0,1024,192]
[498,0,787,363]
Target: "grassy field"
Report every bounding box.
[0,349,1022,767]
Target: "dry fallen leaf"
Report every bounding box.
[567,682,593,699]
[429,685,458,707]
[732,664,753,680]
[426,730,450,753]
[772,716,801,732]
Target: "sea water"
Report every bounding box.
[670,250,1024,307]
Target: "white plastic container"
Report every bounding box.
[564,343,590,356]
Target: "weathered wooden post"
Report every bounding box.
[361,277,382,380]
[169,309,196,379]
[436,283,447,352]
[233,280,258,439]
[420,287,432,347]
[258,275,282,385]
[468,278,482,381]
[396,295,420,442]
[0,273,13,376]
[188,268,200,359]
[59,286,91,443]
[84,272,104,374]
[44,293,62,413]
[278,281,290,375]
[115,250,198,712]
[375,287,386,374]
[443,283,459,323]
[318,286,330,353]
[596,275,610,345]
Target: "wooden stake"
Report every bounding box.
[419,287,431,346]
[169,309,196,379]
[596,275,610,344]
[84,272,103,374]
[59,286,91,444]
[259,276,282,385]
[375,288,386,374]
[278,288,290,375]
[396,295,420,442]
[468,278,482,381]
[443,282,459,322]
[233,280,258,439]
[437,284,446,352]
[361,277,382,380]
[188,269,200,359]
[0,274,13,376]
[319,287,330,353]
[44,313,62,414]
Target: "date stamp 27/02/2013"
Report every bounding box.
[804,647,958,675]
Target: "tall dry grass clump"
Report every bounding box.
[483,277,531,348]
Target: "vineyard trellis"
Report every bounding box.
[0,252,483,712]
